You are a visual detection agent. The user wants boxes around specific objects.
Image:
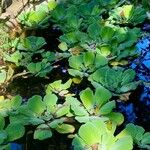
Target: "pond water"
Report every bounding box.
[8,36,150,149]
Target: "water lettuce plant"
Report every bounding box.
[4,36,56,77]
[8,94,75,140]
[46,79,72,97]
[0,95,22,117]
[89,67,140,94]
[72,120,133,150]
[18,0,57,29]
[66,87,124,125]
[68,52,108,78]
[118,123,150,149]
[0,0,149,149]
[109,5,147,26]
[0,115,25,148]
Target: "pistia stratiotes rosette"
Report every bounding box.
[72,120,133,150]
[89,66,141,95]
[66,87,124,125]
[109,5,147,26]
[68,52,108,78]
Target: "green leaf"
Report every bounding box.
[94,54,108,68]
[27,62,42,74]
[58,42,68,51]
[18,36,46,51]
[43,94,57,109]
[62,79,72,90]
[78,120,106,145]
[69,55,83,70]
[121,69,136,85]
[110,136,133,150]
[125,123,145,142]
[56,105,70,117]
[68,69,84,77]
[100,26,115,42]
[55,124,75,134]
[94,87,112,107]
[106,112,124,125]
[5,123,25,141]
[11,95,22,109]
[47,0,57,11]
[120,81,140,93]
[71,104,89,117]
[75,116,90,123]
[0,70,6,84]
[0,130,7,144]
[83,52,94,67]
[97,45,111,56]
[88,22,101,40]
[34,124,52,140]
[72,136,85,150]
[141,133,150,145]
[4,51,22,65]
[28,95,46,115]
[49,118,64,129]
[99,101,116,115]
[0,115,5,130]
[80,88,94,111]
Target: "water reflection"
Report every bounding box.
[117,37,150,131]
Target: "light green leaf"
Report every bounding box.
[106,112,124,125]
[58,42,68,51]
[78,120,106,145]
[34,124,52,140]
[48,0,57,11]
[94,87,112,107]
[11,95,22,109]
[43,94,57,110]
[110,136,133,150]
[68,69,84,77]
[56,105,70,117]
[80,88,94,111]
[83,52,94,67]
[28,95,46,115]
[0,70,6,84]
[55,124,75,134]
[69,55,83,70]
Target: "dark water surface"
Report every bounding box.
[9,36,150,149]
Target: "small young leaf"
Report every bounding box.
[34,124,52,140]
[56,124,75,134]
[58,42,68,51]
